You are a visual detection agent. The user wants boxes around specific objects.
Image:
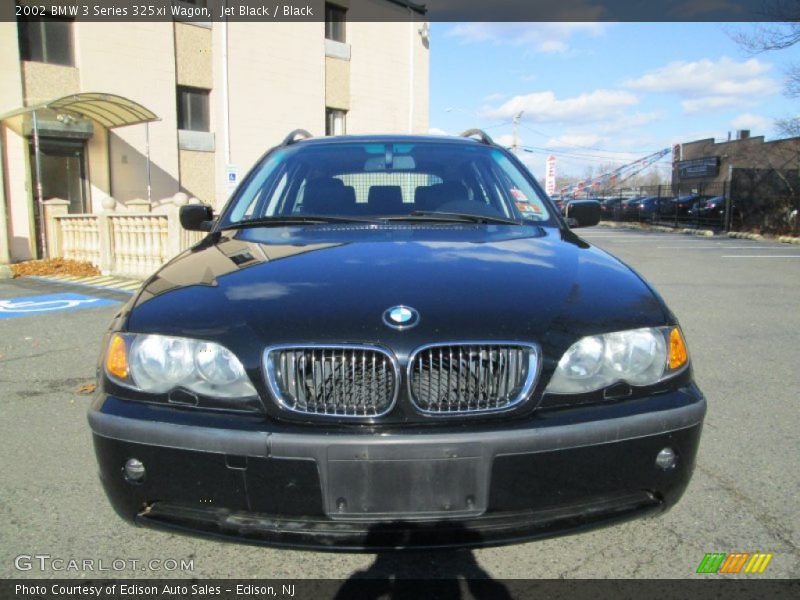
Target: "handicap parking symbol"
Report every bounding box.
[0,293,119,319]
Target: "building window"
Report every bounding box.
[177,86,210,132]
[325,3,346,43]
[17,19,74,66]
[326,108,346,136]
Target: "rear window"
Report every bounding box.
[221,141,552,225]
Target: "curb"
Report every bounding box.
[598,221,715,237]
[598,221,800,244]
[726,232,800,244]
[776,235,800,245]
[727,231,764,241]
[679,227,714,237]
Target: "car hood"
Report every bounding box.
[125,224,668,359]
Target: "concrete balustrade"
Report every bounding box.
[44,195,209,279]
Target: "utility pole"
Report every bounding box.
[512,111,524,153]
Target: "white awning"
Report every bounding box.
[0,92,159,136]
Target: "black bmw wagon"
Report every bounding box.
[89,130,705,550]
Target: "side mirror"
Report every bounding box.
[179,204,214,232]
[564,200,601,228]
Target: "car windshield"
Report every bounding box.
[219,140,552,227]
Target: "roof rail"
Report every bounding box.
[281,129,313,146]
[460,129,495,145]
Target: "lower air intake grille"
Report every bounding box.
[265,345,399,418]
[408,343,539,415]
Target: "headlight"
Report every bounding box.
[545,327,688,394]
[104,333,256,399]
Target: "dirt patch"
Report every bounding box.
[10,258,101,278]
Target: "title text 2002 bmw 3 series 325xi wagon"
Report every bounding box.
[89,130,705,550]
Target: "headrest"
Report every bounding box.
[302,178,350,214]
[367,186,404,213]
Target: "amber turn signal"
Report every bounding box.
[668,327,688,370]
[106,334,129,380]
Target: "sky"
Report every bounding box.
[428,22,800,181]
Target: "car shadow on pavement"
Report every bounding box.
[333,522,512,600]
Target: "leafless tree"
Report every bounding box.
[730,1,800,135]
[727,2,800,234]
[730,1,800,48]
[775,117,800,137]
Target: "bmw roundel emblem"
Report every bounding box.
[383,305,420,330]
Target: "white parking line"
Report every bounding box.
[721,255,800,259]
[588,239,702,243]
[656,245,796,250]
[581,235,649,238]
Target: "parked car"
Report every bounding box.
[689,196,727,225]
[89,130,704,550]
[659,194,700,221]
[599,197,624,220]
[619,196,644,220]
[629,196,662,223]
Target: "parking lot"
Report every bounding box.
[0,227,798,580]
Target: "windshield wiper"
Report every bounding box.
[220,215,380,230]
[382,211,522,225]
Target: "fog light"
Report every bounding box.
[655,447,677,470]
[124,458,146,482]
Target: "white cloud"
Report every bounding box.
[428,127,450,136]
[625,57,779,114]
[479,97,669,179]
[483,89,638,124]
[545,134,603,148]
[483,92,507,102]
[625,57,772,94]
[446,23,609,54]
[731,113,773,133]
[596,111,666,134]
[681,96,747,113]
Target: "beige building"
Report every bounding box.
[0,1,430,265]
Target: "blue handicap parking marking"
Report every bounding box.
[0,293,119,319]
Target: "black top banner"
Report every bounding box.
[4,0,799,22]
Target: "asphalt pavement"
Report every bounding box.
[0,228,798,580]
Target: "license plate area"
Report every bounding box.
[324,442,488,520]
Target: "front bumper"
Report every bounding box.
[89,387,705,550]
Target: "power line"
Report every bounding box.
[519,123,665,155]
[518,144,667,163]
[482,120,513,131]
